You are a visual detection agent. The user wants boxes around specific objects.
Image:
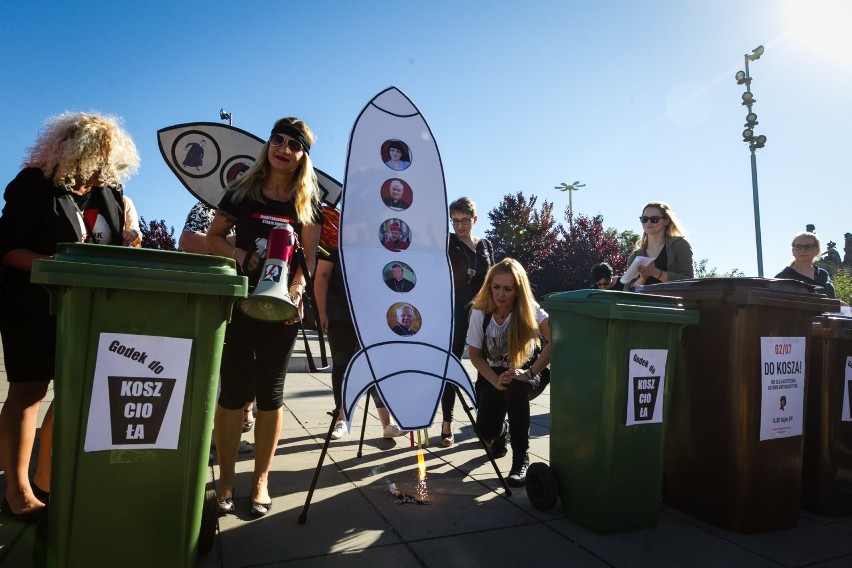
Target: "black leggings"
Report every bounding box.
[328,320,385,414]
[475,367,545,455]
[218,308,298,411]
[440,304,470,423]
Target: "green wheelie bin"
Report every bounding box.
[30,243,247,567]
[532,290,698,532]
[802,314,852,516]
[640,278,839,532]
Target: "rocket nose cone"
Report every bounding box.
[372,87,417,116]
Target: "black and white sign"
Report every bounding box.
[626,349,668,426]
[84,333,192,451]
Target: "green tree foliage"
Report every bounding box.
[553,212,631,292]
[485,192,630,297]
[832,270,852,305]
[609,228,639,259]
[693,259,745,278]
[140,217,177,250]
[485,192,560,295]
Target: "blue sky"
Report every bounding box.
[1,0,849,277]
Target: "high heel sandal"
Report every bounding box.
[1,498,46,523]
[440,431,454,447]
[249,500,272,518]
[32,483,50,503]
[216,497,235,515]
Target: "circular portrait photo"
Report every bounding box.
[387,303,421,336]
[381,139,412,171]
[383,261,416,293]
[171,130,222,179]
[379,218,411,252]
[220,155,254,188]
[381,178,413,211]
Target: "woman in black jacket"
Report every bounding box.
[0,112,139,521]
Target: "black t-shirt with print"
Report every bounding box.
[217,191,322,289]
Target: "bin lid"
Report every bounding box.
[811,314,852,340]
[640,278,840,313]
[542,289,699,324]
[31,243,248,298]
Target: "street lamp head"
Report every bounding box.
[742,128,754,141]
[741,91,755,106]
[754,134,767,148]
[735,70,750,85]
[744,112,758,127]
[747,45,765,62]
[219,109,231,120]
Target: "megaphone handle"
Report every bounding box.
[294,246,329,370]
[241,242,257,275]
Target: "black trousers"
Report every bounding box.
[441,303,470,423]
[219,308,298,411]
[327,319,385,414]
[475,366,545,456]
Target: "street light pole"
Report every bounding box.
[736,45,766,277]
[554,181,586,239]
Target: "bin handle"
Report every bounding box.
[746,290,840,312]
[559,302,698,324]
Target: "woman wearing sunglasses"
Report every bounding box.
[207,117,322,518]
[612,201,693,290]
[775,232,836,298]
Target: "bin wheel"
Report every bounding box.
[526,462,559,512]
[198,485,217,556]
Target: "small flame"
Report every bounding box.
[417,448,427,480]
[416,447,429,501]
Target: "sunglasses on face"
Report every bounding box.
[639,216,665,224]
[792,244,817,251]
[269,134,304,153]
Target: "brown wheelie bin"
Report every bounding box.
[640,278,839,532]
[801,314,852,516]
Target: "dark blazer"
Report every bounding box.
[0,167,125,298]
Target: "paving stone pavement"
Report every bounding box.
[2,337,851,567]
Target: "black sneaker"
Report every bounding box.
[507,453,529,487]
[490,420,509,458]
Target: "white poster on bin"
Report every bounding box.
[84,333,192,452]
[843,356,852,423]
[626,349,668,426]
[759,337,805,440]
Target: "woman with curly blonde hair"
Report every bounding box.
[0,112,140,521]
[206,116,322,518]
[466,258,551,487]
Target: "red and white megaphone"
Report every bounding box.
[240,224,300,322]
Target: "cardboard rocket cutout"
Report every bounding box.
[340,87,475,430]
[157,122,343,250]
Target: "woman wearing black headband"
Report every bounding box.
[207,117,322,518]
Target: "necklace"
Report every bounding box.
[493,311,510,325]
[462,241,478,281]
